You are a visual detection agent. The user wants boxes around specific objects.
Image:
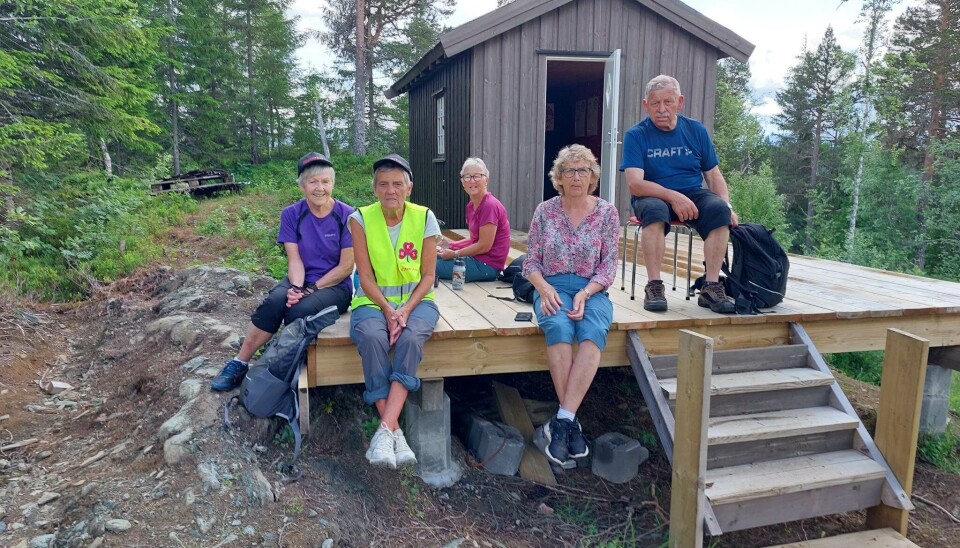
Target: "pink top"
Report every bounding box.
[522,196,621,288]
[450,192,511,270]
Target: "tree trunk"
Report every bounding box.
[367,58,376,145]
[806,118,823,254]
[353,0,367,156]
[167,0,180,176]
[314,101,331,157]
[245,7,260,165]
[1,163,17,229]
[100,137,112,176]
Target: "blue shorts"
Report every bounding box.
[533,274,613,350]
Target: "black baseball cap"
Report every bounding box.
[372,153,412,179]
[297,152,333,176]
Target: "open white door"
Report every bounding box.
[599,49,622,203]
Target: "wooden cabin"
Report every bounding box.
[387,0,754,230]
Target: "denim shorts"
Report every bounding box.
[533,274,613,350]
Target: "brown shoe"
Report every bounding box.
[644,280,668,312]
[698,281,735,314]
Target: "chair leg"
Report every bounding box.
[685,228,694,300]
[621,224,628,291]
[671,226,679,291]
[631,225,641,300]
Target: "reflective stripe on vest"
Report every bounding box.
[351,201,434,310]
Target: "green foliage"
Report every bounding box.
[273,424,295,449]
[283,496,305,515]
[399,467,424,518]
[0,170,193,299]
[714,59,767,177]
[917,430,960,473]
[361,417,381,439]
[827,351,884,385]
[727,165,794,250]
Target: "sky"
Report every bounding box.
[290,0,913,119]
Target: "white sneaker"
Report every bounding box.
[393,428,417,466]
[365,424,396,469]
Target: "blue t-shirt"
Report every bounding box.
[618,115,719,191]
[277,199,355,293]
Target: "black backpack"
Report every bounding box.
[498,254,525,284]
[721,223,789,313]
[491,254,535,304]
[224,305,339,479]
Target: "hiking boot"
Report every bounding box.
[365,424,397,469]
[543,417,571,465]
[643,280,668,312]
[567,418,589,459]
[698,281,736,314]
[210,358,248,392]
[393,428,417,466]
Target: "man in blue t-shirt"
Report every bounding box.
[619,75,738,314]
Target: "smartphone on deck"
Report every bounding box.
[514,311,533,322]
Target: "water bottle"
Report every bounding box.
[452,257,466,290]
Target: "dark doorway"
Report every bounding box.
[543,59,605,201]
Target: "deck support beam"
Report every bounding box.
[403,378,462,488]
[866,329,929,535]
[921,346,960,434]
[669,330,714,547]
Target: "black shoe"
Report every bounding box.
[643,280,668,312]
[210,358,248,392]
[698,281,736,314]
[543,417,571,465]
[567,418,589,459]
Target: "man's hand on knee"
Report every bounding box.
[667,193,698,222]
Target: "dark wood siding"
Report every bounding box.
[406,0,727,230]
[469,0,722,229]
[408,51,472,228]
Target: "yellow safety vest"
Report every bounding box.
[351,201,434,311]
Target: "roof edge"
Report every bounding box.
[386,43,445,99]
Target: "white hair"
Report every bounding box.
[460,157,489,177]
[372,165,412,188]
[644,75,682,98]
[298,165,335,185]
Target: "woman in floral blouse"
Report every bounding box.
[522,144,620,466]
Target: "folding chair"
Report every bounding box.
[620,216,694,300]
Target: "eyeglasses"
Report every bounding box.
[460,174,486,182]
[561,168,592,179]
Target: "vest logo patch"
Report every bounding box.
[398,241,419,261]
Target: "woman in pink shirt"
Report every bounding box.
[522,144,620,466]
[436,158,512,282]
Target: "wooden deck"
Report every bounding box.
[306,233,960,386]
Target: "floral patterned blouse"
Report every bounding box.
[522,196,621,289]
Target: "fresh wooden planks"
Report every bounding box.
[766,527,920,548]
[705,450,886,505]
[707,407,858,445]
[491,381,556,485]
[659,368,834,400]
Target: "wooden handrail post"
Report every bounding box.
[866,328,930,534]
[669,330,714,548]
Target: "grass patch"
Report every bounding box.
[951,371,960,416]
[826,350,884,386]
[917,427,960,473]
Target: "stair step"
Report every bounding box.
[659,368,834,400]
[705,450,886,506]
[766,527,920,547]
[708,407,858,445]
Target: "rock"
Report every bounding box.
[322,539,334,548]
[80,482,98,497]
[197,460,221,493]
[163,428,194,465]
[212,533,238,547]
[242,525,255,537]
[180,356,207,373]
[183,488,196,506]
[179,379,203,400]
[307,509,318,518]
[29,534,55,548]
[195,365,222,378]
[86,518,105,538]
[104,518,132,532]
[241,469,275,507]
[0,521,5,533]
[169,531,185,547]
[36,492,59,505]
[36,451,52,460]
[196,515,216,535]
[88,538,104,548]
[158,403,193,441]
[40,380,73,395]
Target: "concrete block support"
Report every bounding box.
[919,363,952,435]
[465,416,524,476]
[403,378,461,488]
[591,432,649,484]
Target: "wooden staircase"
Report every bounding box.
[628,323,914,535]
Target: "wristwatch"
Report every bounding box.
[454,249,460,258]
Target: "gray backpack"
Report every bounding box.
[225,305,339,479]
